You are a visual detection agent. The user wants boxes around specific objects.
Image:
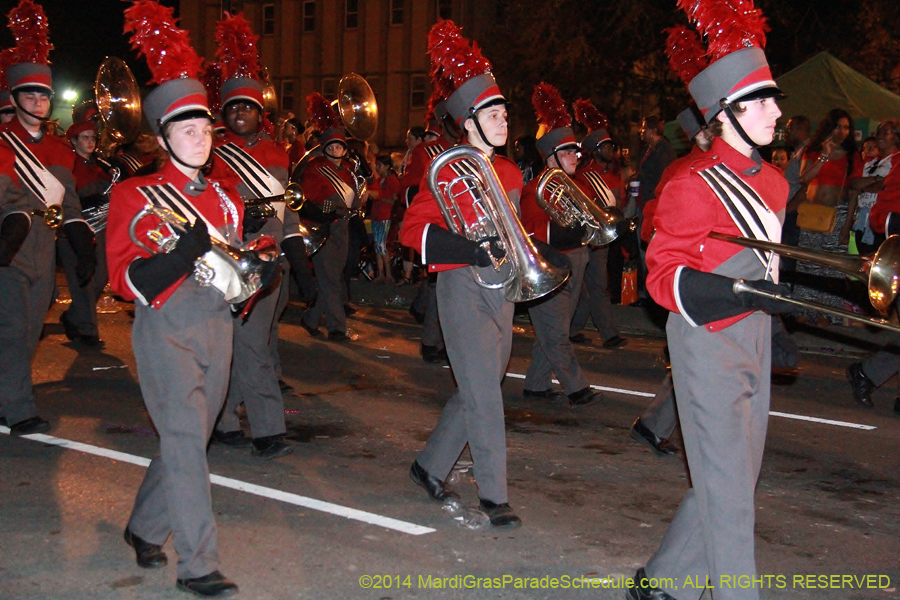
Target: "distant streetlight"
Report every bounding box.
[62,90,77,102]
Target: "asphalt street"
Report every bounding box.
[1,278,899,600]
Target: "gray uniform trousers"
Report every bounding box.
[303,218,348,334]
[0,222,56,425]
[646,311,770,600]
[525,246,590,395]
[860,346,900,387]
[641,372,677,439]
[417,266,514,504]
[57,228,109,337]
[127,281,233,580]
[570,245,619,341]
[414,275,444,349]
[217,218,288,439]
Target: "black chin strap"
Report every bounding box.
[720,101,760,149]
[468,109,500,150]
[159,122,211,171]
[12,91,52,125]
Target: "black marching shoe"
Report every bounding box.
[478,499,522,529]
[602,334,628,349]
[176,570,238,597]
[568,333,590,345]
[299,318,323,338]
[409,460,459,502]
[626,568,676,600]
[846,363,875,408]
[251,435,293,459]
[123,527,167,569]
[59,312,79,341]
[522,388,565,400]
[630,418,679,456]
[9,416,50,436]
[211,429,251,447]
[567,387,603,407]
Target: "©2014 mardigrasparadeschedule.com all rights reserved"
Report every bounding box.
[357,573,895,592]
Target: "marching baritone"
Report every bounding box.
[519,83,602,407]
[0,0,94,435]
[400,20,525,529]
[207,12,294,459]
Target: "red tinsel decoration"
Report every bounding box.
[215,12,260,80]
[677,0,768,61]
[426,87,445,117]
[426,19,491,91]
[200,61,223,116]
[7,0,53,65]
[123,0,203,85]
[532,82,571,130]
[0,47,17,89]
[572,99,608,133]
[663,26,708,86]
[306,92,340,131]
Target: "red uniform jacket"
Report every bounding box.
[867,151,900,234]
[299,154,358,209]
[646,137,788,332]
[106,160,244,308]
[643,145,708,243]
[400,151,523,272]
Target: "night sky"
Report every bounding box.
[0,0,180,97]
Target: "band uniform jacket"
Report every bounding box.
[106,160,244,309]
[645,137,788,332]
[399,151,523,274]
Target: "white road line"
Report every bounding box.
[0,427,435,536]
[504,372,877,431]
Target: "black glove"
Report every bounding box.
[63,221,97,287]
[737,279,793,315]
[173,219,212,264]
[79,193,108,212]
[676,268,792,326]
[771,317,799,370]
[532,239,572,271]
[424,226,484,266]
[473,235,507,268]
[242,213,267,238]
[548,222,587,251]
[0,213,31,267]
[298,200,339,223]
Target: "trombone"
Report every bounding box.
[709,232,900,333]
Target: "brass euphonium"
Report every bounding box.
[427,145,570,303]
[709,232,900,333]
[534,168,626,246]
[129,205,280,304]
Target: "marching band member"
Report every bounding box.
[298,93,360,341]
[0,0,92,435]
[519,83,602,407]
[568,100,626,348]
[631,2,790,598]
[207,12,294,459]
[58,116,111,347]
[108,1,247,594]
[400,20,524,528]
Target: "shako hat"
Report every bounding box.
[532,82,577,162]
[5,0,54,94]
[215,12,265,112]
[307,92,346,148]
[572,99,610,153]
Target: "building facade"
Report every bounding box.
[179,0,499,149]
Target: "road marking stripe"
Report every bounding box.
[0,428,435,536]
[503,372,877,431]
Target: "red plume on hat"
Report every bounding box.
[200,61,223,116]
[7,0,52,66]
[677,0,768,61]
[306,92,340,132]
[0,48,15,89]
[532,82,571,131]
[426,19,492,92]
[123,0,203,85]
[572,99,607,133]
[215,12,260,80]
[663,26,708,87]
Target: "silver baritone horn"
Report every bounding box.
[427,145,569,303]
[534,168,625,246]
[129,205,280,304]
